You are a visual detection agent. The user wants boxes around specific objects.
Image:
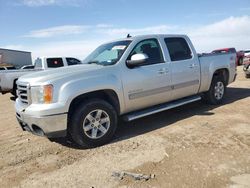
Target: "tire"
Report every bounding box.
[11,82,17,97]
[204,76,226,105]
[238,58,243,66]
[69,99,117,148]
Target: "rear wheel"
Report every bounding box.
[69,99,117,148]
[204,76,226,105]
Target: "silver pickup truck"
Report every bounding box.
[15,34,237,148]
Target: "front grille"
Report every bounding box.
[17,83,30,105]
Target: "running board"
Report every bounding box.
[123,95,201,121]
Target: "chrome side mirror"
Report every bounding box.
[126,53,149,68]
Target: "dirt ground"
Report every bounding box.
[0,67,249,188]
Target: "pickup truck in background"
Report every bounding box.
[0,57,82,96]
[15,34,237,148]
[212,48,243,66]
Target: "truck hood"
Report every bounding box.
[18,64,104,85]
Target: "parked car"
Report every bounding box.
[0,57,81,96]
[237,50,245,65]
[212,48,243,66]
[15,34,237,148]
[244,49,250,57]
[21,65,35,69]
[243,54,250,78]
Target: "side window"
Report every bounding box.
[47,58,64,68]
[164,38,192,61]
[229,48,236,53]
[66,58,82,66]
[128,39,164,65]
[6,67,16,70]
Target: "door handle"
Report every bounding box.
[158,68,169,74]
[188,63,197,68]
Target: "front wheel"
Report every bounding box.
[203,76,226,105]
[11,82,17,97]
[69,99,117,148]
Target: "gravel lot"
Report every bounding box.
[0,67,249,188]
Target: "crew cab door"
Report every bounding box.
[164,37,200,100]
[121,38,172,113]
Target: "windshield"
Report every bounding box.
[83,40,131,66]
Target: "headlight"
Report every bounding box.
[31,85,53,104]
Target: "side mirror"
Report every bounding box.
[126,53,149,68]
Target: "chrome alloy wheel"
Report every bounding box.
[82,109,110,139]
[214,81,224,100]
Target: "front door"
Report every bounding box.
[121,38,172,113]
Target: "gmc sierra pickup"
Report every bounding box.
[15,34,237,148]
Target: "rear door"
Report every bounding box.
[164,37,200,100]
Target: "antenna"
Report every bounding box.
[127,34,132,38]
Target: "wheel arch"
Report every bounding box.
[212,68,229,85]
[68,89,121,118]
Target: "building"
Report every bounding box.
[0,48,32,68]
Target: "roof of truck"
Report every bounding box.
[106,34,188,44]
[124,34,187,40]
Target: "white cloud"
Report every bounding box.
[98,25,177,36]
[7,16,250,59]
[24,25,90,38]
[189,16,250,52]
[20,0,86,7]
[23,24,175,38]
[22,0,58,7]
[30,40,103,59]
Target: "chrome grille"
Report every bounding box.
[17,83,30,105]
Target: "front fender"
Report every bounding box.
[58,74,124,113]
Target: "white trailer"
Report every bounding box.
[0,48,32,68]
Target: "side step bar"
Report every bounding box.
[123,95,201,121]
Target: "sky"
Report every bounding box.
[1,0,250,60]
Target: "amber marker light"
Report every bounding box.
[44,85,53,104]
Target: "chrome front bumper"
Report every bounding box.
[15,100,67,138]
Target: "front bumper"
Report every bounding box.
[15,100,67,138]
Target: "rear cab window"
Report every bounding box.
[229,48,236,53]
[164,37,192,62]
[47,58,64,68]
[66,58,82,66]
